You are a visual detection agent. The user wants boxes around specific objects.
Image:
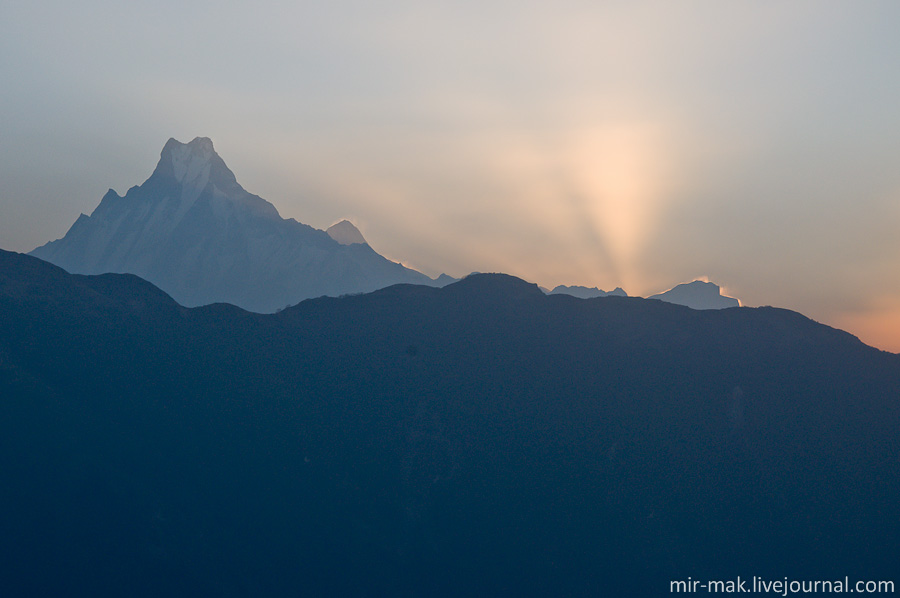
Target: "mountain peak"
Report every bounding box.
[29,137,436,312]
[326,220,367,245]
[649,280,740,310]
[447,272,545,301]
[188,136,214,151]
[162,136,215,156]
[157,137,220,185]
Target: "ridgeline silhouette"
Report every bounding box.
[1,249,898,595]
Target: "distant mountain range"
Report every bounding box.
[547,284,628,299]
[1,248,898,595]
[30,137,444,312]
[29,136,745,314]
[548,280,741,311]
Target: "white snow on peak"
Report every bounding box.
[165,138,219,222]
[649,280,741,310]
[171,138,215,185]
[28,137,437,313]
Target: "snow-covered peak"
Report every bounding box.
[649,280,740,310]
[28,136,435,312]
[163,137,216,185]
[327,220,367,245]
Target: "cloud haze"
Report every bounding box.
[2,1,900,350]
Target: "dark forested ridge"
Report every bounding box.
[1,249,898,596]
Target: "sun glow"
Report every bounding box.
[565,122,675,293]
[833,298,900,354]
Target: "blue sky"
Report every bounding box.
[3,1,900,350]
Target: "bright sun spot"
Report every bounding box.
[567,122,673,292]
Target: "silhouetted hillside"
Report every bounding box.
[1,249,898,596]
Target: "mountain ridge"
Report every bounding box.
[2,248,898,595]
[30,137,439,312]
[548,284,628,299]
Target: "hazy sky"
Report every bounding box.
[2,1,900,351]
